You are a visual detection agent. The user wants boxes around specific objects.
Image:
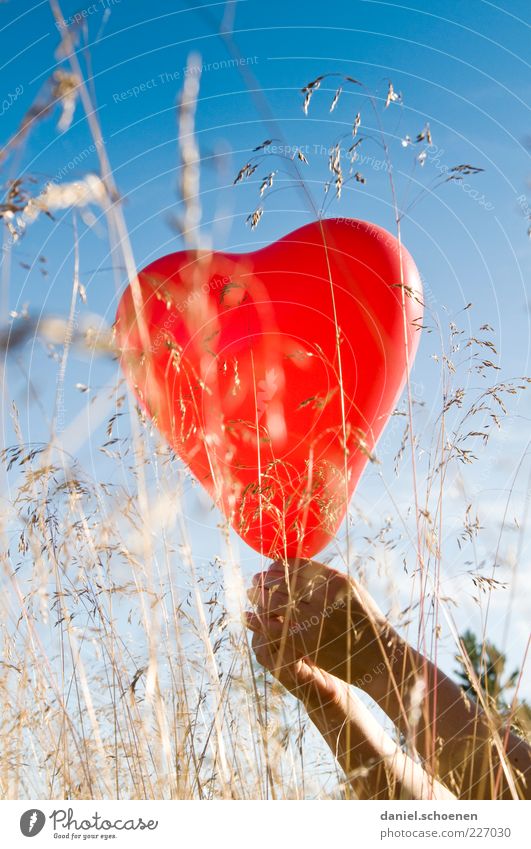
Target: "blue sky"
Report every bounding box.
[1,0,530,689]
[3,1,529,356]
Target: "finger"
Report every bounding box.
[262,572,289,590]
[261,569,315,599]
[266,559,289,572]
[247,583,285,609]
[245,611,284,635]
[262,563,309,591]
[248,582,303,613]
[244,611,265,632]
[245,611,286,639]
[266,580,320,608]
[267,558,329,581]
[255,594,305,623]
[252,629,300,675]
[293,561,339,595]
[247,585,260,606]
[268,557,315,573]
[252,628,290,670]
[251,630,276,669]
[259,616,286,640]
[248,581,277,603]
[265,561,332,598]
[261,587,291,611]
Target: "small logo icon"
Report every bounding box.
[20,810,46,837]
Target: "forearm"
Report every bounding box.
[303,687,455,800]
[365,634,531,798]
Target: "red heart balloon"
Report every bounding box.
[115,218,422,558]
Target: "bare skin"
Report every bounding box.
[249,622,455,799]
[246,558,531,800]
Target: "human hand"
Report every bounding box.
[246,604,458,802]
[247,559,395,687]
[246,613,350,712]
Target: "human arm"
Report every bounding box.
[249,559,531,799]
[247,614,455,799]
[364,634,531,799]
